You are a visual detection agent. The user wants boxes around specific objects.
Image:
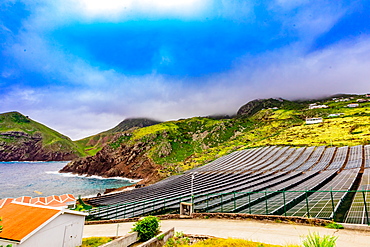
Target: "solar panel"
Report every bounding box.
[344,169,370,224]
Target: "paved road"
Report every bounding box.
[84,219,370,247]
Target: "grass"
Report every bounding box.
[302,232,337,247]
[79,237,113,247]
[165,237,298,247]
[324,222,344,229]
[164,232,339,247]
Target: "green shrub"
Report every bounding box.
[325,222,344,229]
[131,216,160,241]
[77,196,93,211]
[302,232,337,247]
[164,232,190,247]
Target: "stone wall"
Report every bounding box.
[136,228,174,247]
[85,213,333,227]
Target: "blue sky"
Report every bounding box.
[1,0,370,139]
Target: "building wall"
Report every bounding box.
[19,213,85,247]
[0,239,18,246]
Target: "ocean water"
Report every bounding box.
[0,161,137,199]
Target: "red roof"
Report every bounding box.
[0,203,60,242]
[0,194,75,208]
[0,198,13,208]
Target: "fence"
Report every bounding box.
[86,189,370,225]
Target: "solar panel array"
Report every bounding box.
[86,145,369,224]
[365,145,370,168]
[286,169,360,218]
[344,168,370,224]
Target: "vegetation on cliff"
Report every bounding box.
[0,112,85,161]
[74,118,161,156]
[0,112,162,161]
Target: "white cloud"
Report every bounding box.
[217,36,370,102]
[77,0,206,18]
[269,1,347,45]
[21,0,211,27]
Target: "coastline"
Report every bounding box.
[0,161,138,199]
[46,170,142,183]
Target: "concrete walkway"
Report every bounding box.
[84,219,370,247]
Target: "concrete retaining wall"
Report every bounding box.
[136,227,175,247]
[100,232,138,247]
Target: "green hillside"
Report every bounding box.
[101,94,370,177]
[0,112,85,160]
[75,118,161,156]
[3,94,369,169]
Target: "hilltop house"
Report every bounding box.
[308,104,328,109]
[0,202,86,247]
[306,117,323,124]
[335,98,350,102]
[357,99,368,103]
[347,103,359,108]
[328,113,344,117]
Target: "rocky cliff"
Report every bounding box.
[60,136,163,184]
[75,118,162,157]
[0,131,79,161]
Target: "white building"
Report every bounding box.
[0,202,87,247]
[328,113,344,117]
[357,99,367,103]
[306,117,323,124]
[347,103,359,108]
[309,104,328,109]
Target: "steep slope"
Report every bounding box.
[61,117,258,181]
[104,118,161,133]
[75,118,161,156]
[0,112,85,161]
[61,137,162,184]
[237,98,305,117]
[61,94,370,183]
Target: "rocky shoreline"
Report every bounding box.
[60,141,163,185]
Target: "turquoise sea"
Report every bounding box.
[0,161,136,199]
